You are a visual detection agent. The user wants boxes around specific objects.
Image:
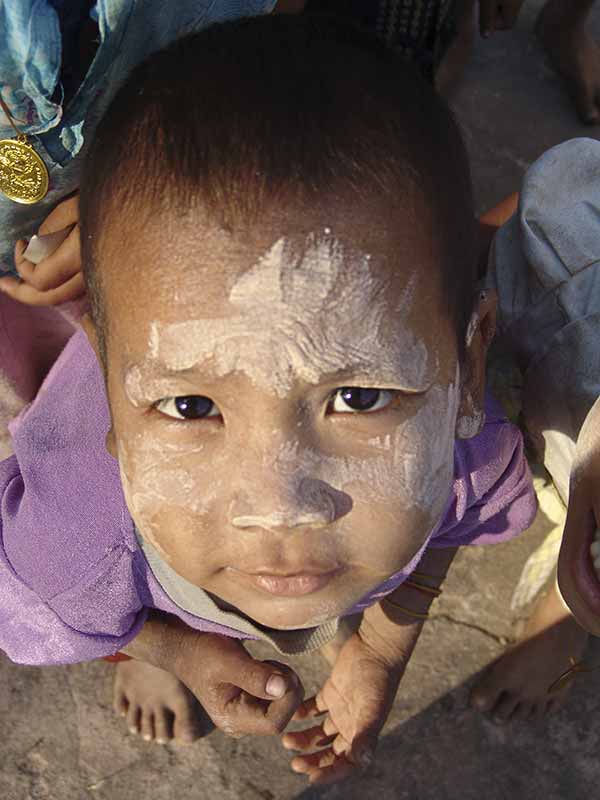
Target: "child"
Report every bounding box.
[468,138,600,722]
[0,16,536,785]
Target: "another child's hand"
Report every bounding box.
[0,194,84,305]
[173,631,304,737]
[282,631,403,785]
[478,1,525,37]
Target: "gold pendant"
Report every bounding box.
[0,135,49,204]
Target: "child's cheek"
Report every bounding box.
[116,433,220,562]
[323,381,459,516]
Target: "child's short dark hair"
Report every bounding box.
[80,14,476,354]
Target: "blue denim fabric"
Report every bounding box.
[0,0,276,275]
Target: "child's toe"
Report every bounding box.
[173,705,199,744]
[113,691,129,718]
[140,710,155,741]
[491,691,520,724]
[469,676,502,711]
[154,707,173,744]
[127,704,141,735]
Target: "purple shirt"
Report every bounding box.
[0,330,536,665]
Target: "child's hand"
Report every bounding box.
[0,194,85,305]
[173,631,304,737]
[478,1,525,37]
[281,630,403,785]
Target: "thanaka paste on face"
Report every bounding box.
[128,235,432,401]
[115,231,461,627]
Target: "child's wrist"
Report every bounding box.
[119,611,193,673]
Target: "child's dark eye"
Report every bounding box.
[330,387,394,414]
[155,395,220,420]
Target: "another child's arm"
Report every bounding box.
[0,194,84,306]
[282,546,458,785]
[121,610,304,737]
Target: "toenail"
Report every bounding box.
[157,738,167,745]
[129,727,138,735]
[142,735,152,741]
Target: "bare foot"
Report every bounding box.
[470,582,589,723]
[536,0,600,125]
[113,660,212,744]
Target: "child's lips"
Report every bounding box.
[228,566,343,597]
[561,521,600,617]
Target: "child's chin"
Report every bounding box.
[240,595,348,631]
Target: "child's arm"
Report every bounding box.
[121,610,304,737]
[282,546,457,785]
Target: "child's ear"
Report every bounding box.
[455,289,497,439]
[81,313,117,458]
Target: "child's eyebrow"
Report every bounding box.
[316,364,435,393]
[123,359,436,396]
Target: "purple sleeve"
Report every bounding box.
[0,455,147,665]
[430,398,537,548]
[0,328,152,665]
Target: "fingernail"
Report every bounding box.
[266,674,286,697]
[483,30,491,38]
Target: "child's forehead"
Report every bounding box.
[104,188,441,309]
[103,193,451,384]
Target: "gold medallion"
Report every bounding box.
[0,135,49,204]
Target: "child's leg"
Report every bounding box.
[470,580,588,722]
[536,0,600,124]
[113,660,210,744]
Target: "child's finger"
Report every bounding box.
[291,747,359,785]
[291,695,326,721]
[38,194,79,235]
[306,757,358,786]
[282,724,334,752]
[16,226,81,292]
[0,270,85,306]
[221,655,301,702]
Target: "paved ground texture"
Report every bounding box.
[2,2,600,799]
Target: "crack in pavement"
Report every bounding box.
[430,612,510,646]
[86,763,139,792]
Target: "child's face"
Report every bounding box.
[93,195,476,629]
[558,396,600,635]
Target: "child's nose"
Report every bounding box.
[229,477,351,532]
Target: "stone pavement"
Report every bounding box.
[2,2,600,798]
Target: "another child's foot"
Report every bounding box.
[113,659,211,744]
[536,0,600,125]
[470,582,589,723]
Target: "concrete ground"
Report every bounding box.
[2,2,600,798]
